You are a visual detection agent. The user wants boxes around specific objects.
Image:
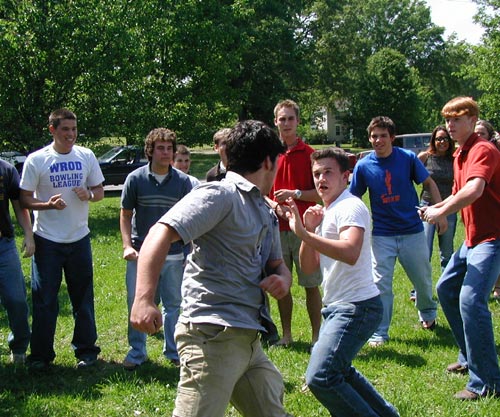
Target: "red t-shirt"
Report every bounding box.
[270,138,316,231]
[453,133,500,247]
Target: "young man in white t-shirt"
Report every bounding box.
[20,108,104,370]
[286,147,399,416]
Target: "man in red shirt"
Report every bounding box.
[268,99,322,348]
[422,96,500,400]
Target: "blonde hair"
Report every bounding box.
[273,99,300,119]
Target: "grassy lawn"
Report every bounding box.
[1,176,499,416]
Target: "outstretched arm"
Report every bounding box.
[422,177,485,226]
[130,222,181,334]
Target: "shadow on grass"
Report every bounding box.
[265,340,312,355]
[0,359,180,411]
[357,347,427,368]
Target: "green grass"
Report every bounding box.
[1,193,499,416]
[189,151,219,180]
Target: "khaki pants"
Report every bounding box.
[173,322,290,417]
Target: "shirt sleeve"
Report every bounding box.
[349,163,366,198]
[161,183,232,243]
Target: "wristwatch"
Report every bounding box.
[294,189,302,199]
[88,190,95,201]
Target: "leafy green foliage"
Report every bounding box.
[303,0,478,142]
[0,0,308,151]
[467,0,500,128]
[0,0,495,153]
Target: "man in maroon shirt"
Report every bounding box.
[268,99,322,348]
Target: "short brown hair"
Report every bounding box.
[367,116,396,137]
[213,128,231,146]
[310,147,350,173]
[441,96,479,119]
[49,108,77,129]
[144,128,177,161]
[175,144,191,156]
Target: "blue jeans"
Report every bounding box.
[371,232,437,342]
[29,234,100,363]
[125,257,183,364]
[423,212,457,271]
[306,297,399,417]
[437,240,500,395]
[0,238,30,354]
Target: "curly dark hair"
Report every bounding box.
[144,128,177,162]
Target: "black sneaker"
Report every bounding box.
[27,360,51,371]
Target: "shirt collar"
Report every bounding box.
[225,171,260,194]
[285,137,306,154]
[147,162,172,182]
[453,132,481,159]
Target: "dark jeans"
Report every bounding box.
[0,237,30,354]
[29,234,100,363]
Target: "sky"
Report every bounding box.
[425,0,485,44]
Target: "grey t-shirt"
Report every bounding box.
[160,171,282,330]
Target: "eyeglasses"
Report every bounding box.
[435,137,450,142]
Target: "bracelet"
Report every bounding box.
[88,190,95,201]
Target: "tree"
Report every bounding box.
[468,0,500,127]
[349,48,423,141]
[0,0,310,151]
[302,0,473,142]
[0,0,146,151]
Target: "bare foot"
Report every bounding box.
[274,337,293,347]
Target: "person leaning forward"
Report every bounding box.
[131,120,293,417]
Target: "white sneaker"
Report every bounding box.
[368,340,386,348]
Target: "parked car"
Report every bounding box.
[356,150,373,161]
[98,145,148,185]
[394,133,431,155]
[0,151,27,175]
[346,151,357,172]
